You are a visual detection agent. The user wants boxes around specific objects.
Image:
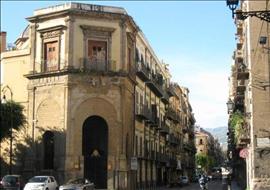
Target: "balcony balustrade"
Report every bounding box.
[156,152,169,163]
[80,58,114,72]
[135,104,152,121]
[146,73,164,97]
[167,83,176,97]
[150,150,156,160]
[169,158,177,168]
[136,61,151,81]
[236,80,246,92]
[166,107,178,121]
[236,64,249,80]
[169,134,179,145]
[158,120,169,135]
[161,91,170,104]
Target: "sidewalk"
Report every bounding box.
[229,180,242,190]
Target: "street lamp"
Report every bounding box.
[226,99,234,114]
[1,85,14,174]
[226,0,270,22]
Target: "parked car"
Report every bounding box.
[23,176,58,190]
[179,176,189,186]
[0,175,25,190]
[59,178,94,190]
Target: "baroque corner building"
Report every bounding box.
[1,3,196,189]
[228,0,270,190]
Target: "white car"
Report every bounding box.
[24,176,58,190]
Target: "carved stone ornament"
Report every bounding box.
[41,30,62,39]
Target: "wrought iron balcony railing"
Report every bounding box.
[146,73,165,97]
[136,61,151,81]
[80,58,114,72]
[135,104,152,121]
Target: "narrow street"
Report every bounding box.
[157,180,230,190]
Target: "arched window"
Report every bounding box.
[199,139,203,145]
[43,131,54,169]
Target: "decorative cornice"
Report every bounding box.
[80,25,115,33]
[37,25,67,33]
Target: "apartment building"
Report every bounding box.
[0,3,196,189]
[228,0,270,189]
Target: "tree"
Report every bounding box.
[196,153,208,171]
[0,101,27,142]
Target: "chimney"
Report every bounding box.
[0,31,7,53]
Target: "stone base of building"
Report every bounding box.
[251,178,270,190]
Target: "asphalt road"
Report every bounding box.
[157,180,228,190]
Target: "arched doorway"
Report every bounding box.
[82,116,108,189]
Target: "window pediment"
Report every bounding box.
[80,25,115,37]
[38,25,66,39]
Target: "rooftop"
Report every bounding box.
[33,2,127,16]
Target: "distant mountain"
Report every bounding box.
[204,126,228,151]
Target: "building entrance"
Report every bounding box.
[82,116,108,189]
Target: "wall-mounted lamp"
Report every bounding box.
[226,0,270,22]
[226,99,235,113]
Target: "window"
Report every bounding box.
[44,41,58,71]
[43,131,54,169]
[87,40,107,71]
[50,177,55,182]
[199,139,203,145]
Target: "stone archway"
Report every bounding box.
[82,115,108,189]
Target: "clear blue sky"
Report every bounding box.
[1,1,236,129]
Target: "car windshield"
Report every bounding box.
[66,179,84,184]
[28,177,48,183]
[2,176,18,184]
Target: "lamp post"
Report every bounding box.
[226,0,270,22]
[2,85,14,174]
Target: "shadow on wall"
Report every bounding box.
[1,126,66,183]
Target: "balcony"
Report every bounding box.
[136,61,150,81]
[150,117,160,128]
[168,134,179,145]
[80,58,114,72]
[158,121,169,135]
[169,158,177,168]
[236,80,246,92]
[146,73,164,97]
[135,104,151,121]
[237,42,243,50]
[150,150,156,160]
[161,91,170,104]
[167,83,176,97]
[236,64,249,80]
[156,153,169,163]
[166,107,178,122]
[183,142,193,151]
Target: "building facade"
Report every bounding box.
[0,3,196,189]
[228,1,270,189]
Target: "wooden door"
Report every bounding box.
[44,41,58,71]
[88,40,107,71]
